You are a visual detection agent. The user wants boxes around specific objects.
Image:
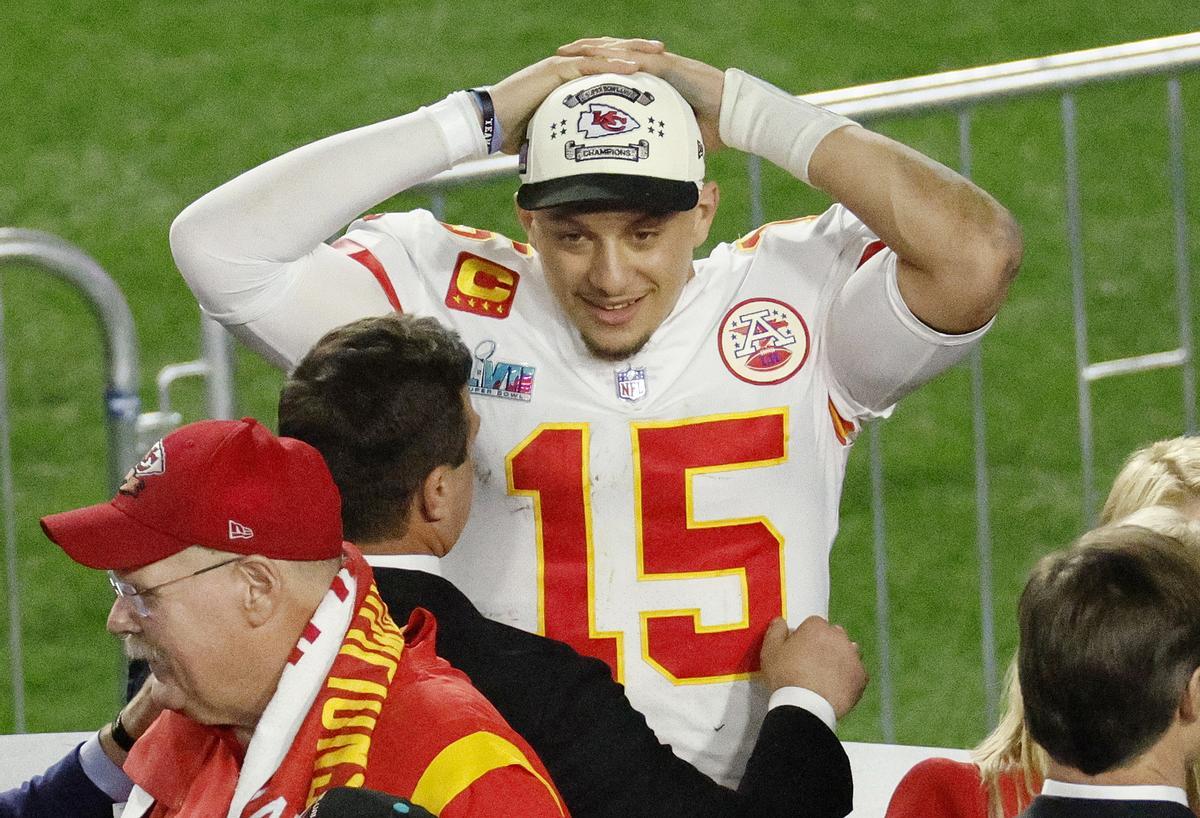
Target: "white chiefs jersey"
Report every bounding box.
[307,202,985,784]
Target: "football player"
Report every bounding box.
[171,37,1022,782]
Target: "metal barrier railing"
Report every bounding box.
[0,229,144,731]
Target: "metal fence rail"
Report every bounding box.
[401,31,1200,740]
[0,230,143,731]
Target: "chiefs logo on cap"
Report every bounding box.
[577,103,640,138]
[445,252,519,319]
[118,440,166,497]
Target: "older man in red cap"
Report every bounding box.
[41,418,567,818]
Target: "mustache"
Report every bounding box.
[121,636,164,664]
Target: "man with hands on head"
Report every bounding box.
[0,677,163,818]
[173,37,1020,782]
[280,312,868,818]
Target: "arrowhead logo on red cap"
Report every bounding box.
[118,440,167,498]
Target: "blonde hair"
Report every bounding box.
[973,496,1200,818]
[1101,437,1200,524]
[972,659,1045,818]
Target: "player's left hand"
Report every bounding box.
[556,37,726,152]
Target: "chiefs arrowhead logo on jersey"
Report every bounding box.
[445,252,520,319]
[717,298,810,385]
[577,103,640,138]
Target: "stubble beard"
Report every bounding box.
[581,328,655,362]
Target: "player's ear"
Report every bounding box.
[691,181,720,249]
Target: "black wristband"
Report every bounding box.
[111,709,137,751]
[469,88,501,154]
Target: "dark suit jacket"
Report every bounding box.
[375,566,852,818]
[1019,795,1194,818]
[0,743,115,818]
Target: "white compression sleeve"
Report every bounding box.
[718,68,854,185]
[171,91,486,322]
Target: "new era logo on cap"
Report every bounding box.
[228,520,254,540]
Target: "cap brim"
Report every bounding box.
[41,501,192,571]
[516,174,700,212]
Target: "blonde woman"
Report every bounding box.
[886,436,1200,818]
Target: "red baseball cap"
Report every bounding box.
[41,418,344,570]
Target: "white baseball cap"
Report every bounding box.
[516,72,706,212]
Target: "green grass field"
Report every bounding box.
[3,1,1200,751]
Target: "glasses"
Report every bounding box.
[108,556,242,618]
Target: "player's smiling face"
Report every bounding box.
[519,182,719,361]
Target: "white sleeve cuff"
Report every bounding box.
[718,68,855,184]
[767,686,838,731]
[78,733,134,802]
[422,91,489,166]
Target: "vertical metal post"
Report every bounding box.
[747,154,765,230]
[201,315,236,420]
[1062,94,1097,526]
[869,423,896,742]
[0,283,26,732]
[1167,78,1196,434]
[0,230,142,715]
[430,191,447,222]
[959,109,999,726]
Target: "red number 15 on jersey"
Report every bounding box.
[506,409,788,684]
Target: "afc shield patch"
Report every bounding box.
[445,252,519,319]
[717,298,810,385]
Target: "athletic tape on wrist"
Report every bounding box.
[718,68,854,185]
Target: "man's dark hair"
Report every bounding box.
[1018,525,1200,775]
[278,314,472,542]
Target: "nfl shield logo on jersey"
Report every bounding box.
[615,366,647,402]
[717,298,810,385]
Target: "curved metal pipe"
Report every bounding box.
[0,229,142,490]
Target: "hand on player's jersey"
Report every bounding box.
[759,615,869,719]
[490,39,664,154]
[556,37,726,153]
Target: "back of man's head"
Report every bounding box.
[279,314,473,543]
[1019,524,1200,775]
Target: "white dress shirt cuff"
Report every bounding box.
[78,733,134,802]
[767,687,837,731]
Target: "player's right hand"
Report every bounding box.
[759,615,869,719]
[490,39,665,154]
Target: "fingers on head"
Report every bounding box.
[560,37,664,54]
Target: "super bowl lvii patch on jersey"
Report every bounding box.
[468,339,535,402]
